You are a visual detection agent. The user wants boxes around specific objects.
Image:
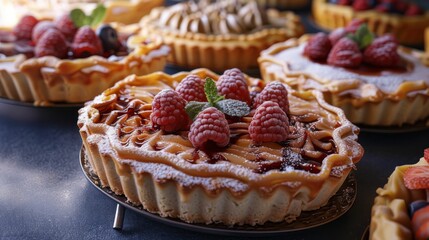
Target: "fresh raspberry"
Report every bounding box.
[253,82,289,114]
[304,32,332,61]
[394,2,409,14]
[176,75,206,102]
[405,4,424,16]
[352,0,373,11]
[345,19,365,33]
[34,28,68,58]
[188,107,230,148]
[55,14,78,41]
[71,26,103,58]
[327,37,362,68]
[403,166,429,190]
[223,68,246,83]
[329,27,347,46]
[424,148,429,163]
[217,75,251,106]
[363,35,400,67]
[13,15,39,40]
[32,21,56,44]
[249,101,289,143]
[150,89,189,132]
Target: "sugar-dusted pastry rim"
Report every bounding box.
[103,0,164,24]
[137,6,304,71]
[78,68,363,225]
[0,35,169,106]
[370,158,428,240]
[258,35,429,126]
[312,0,429,46]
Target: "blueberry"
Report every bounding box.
[408,200,429,217]
[96,24,120,53]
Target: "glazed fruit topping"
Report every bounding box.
[72,26,103,58]
[403,166,429,190]
[150,89,189,133]
[249,101,289,143]
[32,21,56,44]
[330,0,424,15]
[363,35,400,67]
[253,82,289,114]
[327,37,363,68]
[35,29,68,58]
[13,15,39,40]
[188,107,230,148]
[304,32,332,61]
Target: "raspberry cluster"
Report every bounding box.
[150,69,291,148]
[304,20,400,68]
[10,14,124,59]
[329,0,424,16]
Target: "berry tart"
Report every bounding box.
[137,0,304,72]
[78,68,363,225]
[312,0,429,46]
[370,148,429,240]
[258,21,429,126]
[0,10,169,106]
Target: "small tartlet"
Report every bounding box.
[312,0,429,46]
[0,31,169,106]
[78,68,363,226]
[136,0,304,72]
[258,35,429,126]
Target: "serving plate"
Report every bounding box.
[0,97,82,108]
[80,146,357,236]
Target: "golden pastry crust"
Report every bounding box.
[258,35,429,126]
[137,1,304,72]
[370,159,428,240]
[78,68,363,225]
[312,0,429,46]
[0,35,169,106]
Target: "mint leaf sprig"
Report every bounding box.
[70,4,106,28]
[347,24,374,50]
[185,77,250,120]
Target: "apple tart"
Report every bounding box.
[78,68,363,225]
[136,0,304,72]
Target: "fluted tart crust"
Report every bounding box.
[136,0,304,72]
[258,36,429,126]
[0,34,169,106]
[78,68,363,226]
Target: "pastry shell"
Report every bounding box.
[312,0,429,46]
[78,68,363,226]
[258,36,429,126]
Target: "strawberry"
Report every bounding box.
[327,37,362,68]
[188,107,230,148]
[13,15,39,40]
[403,166,429,190]
[363,35,400,67]
[32,21,56,44]
[249,101,289,143]
[424,148,429,163]
[150,89,189,132]
[34,28,68,58]
[345,19,365,33]
[329,27,347,46]
[405,4,424,16]
[304,32,332,61]
[71,26,103,58]
[55,14,78,42]
[217,74,251,106]
[176,75,207,102]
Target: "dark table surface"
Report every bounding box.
[1,1,429,240]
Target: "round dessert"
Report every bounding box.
[312,0,429,46]
[370,148,429,240]
[258,21,429,126]
[78,68,363,226]
[136,0,304,72]
[1,0,163,27]
[0,13,169,106]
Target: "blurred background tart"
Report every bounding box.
[258,21,429,126]
[245,0,311,9]
[312,0,429,46]
[0,12,169,106]
[136,0,304,72]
